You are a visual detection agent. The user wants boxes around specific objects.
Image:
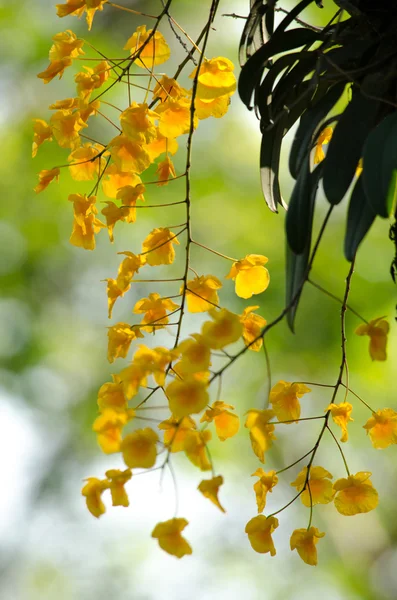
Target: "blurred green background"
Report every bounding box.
[1,0,396,598]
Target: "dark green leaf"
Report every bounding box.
[239,0,267,66]
[344,176,377,261]
[289,81,346,179]
[239,28,321,109]
[259,116,287,212]
[323,87,379,205]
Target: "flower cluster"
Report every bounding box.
[34,0,394,567]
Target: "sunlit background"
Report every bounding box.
[1,0,396,598]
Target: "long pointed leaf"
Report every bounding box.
[344,176,376,261]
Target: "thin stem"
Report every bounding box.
[263,340,271,407]
[339,383,375,412]
[191,239,237,261]
[308,278,368,323]
[326,425,350,475]
[276,448,315,475]
[269,416,326,425]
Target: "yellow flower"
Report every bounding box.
[184,430,212,470]
[121,428,159,468]
[49,97,80,111]
[145,130,178,161]
[50,109,87,149]
[291,466,335,507]
[118,361,148,399]
[194,95,231,120]
[201,401,240,441]
[245,515,278,555]
[133,293,179,333]
[245,409,276,463]
[68,193,104,250]
[75,60,110,100]
[314,126,333,164]
[120,102,158,144]
[157,98,197,138]
[101,201,131,242]
[56,0,108,31]
[355,317,389,361]
[327,402,353,442]
[153,76,187,102]
[269,381,311,423]
[166,378,209,418]
[190,57,236,100]
[106,278,125,319]
[102,164,142,199]
[151,518,192,558]
[240,306,267,351]
[133,345,175,387]
[124,25,171,67]
[81,477,108,518]
[116,251,145,291]
[97,376,127,412]
[34,168,60,194]
[251,469,278,513]
[333,471,379,515]
[116,184,146,223]
[158,416,197,453]
[105,468,132,507]
[32,119,52,157]
[290,527,325,566]
[175,334,212,375]
[226,254,270,299]
[37,58,73,83]
[107,322,144,363]
[92,408,129,454]
[49,29,85,61]
[156,156,176,186]
[363,409,397,449]
[68,143,105,180]
[142,227,180,266]
[201,308,242,350]
[198,475,225,512]
[185,275,222,313]
[109,134,151,173]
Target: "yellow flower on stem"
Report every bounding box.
[109,135,151,173]
[116,184,146,223]
[269,381,311,423]
[166,378,209,418]
[159,416,197,453]
[75,61,110,100]
[175,334,212,375]
[245,515,278,556]
[50,109,87,149]
[37,58,73,84]
[49,98,79,111]
[105,468,132,507]
[290,527,325,566]
[333,471,379,515]
[327,402,353,442]
[120,102,158,144]
[153,76,187,102]
[121,427,159,469]
[185,275,222,313]
[102,164,142,199]
[146,130,178,161]
[355,317,389,361]
[314,126,333,164]
[124,25,171,67]
[56,0,108,31]
[134,345,176,387]
[81,477,108,518]
[107,322,144,363]
[184,430,212,470]
[116,251,145,291]
[101,201,131,242]
[68,143,105,181]
[190,57,236,100]
[291,466,335,507]
[49,29,85,61]
[151,518,192,558]
[68,193,105,250]
[157,98,197,138]
[251,469,278,513]
[245,409,276,463]
[32,119,53,157]
[201,401,240,441]
[363,409,397,449]
[198,475,225,512]
[106,278,125,319]
[226,254,270,299]
[92,408,130,454]
[34,168,60,194]
[156,156,176,186]
[240,306,267,351]
[194,95,231,120]
[97,376,127,412]
[133,293,179,333]
[142,227,180,266]
[201,308,242,350]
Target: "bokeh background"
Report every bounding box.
[1,0,396,598]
